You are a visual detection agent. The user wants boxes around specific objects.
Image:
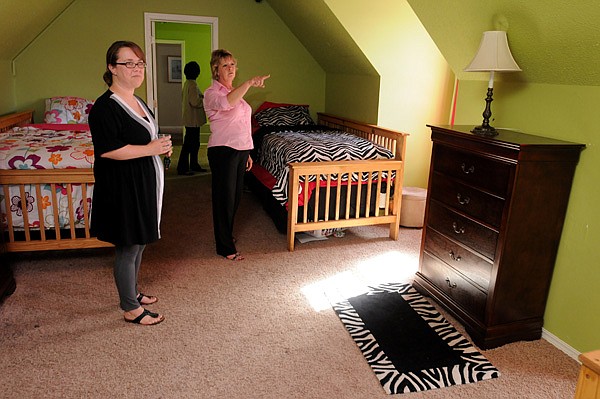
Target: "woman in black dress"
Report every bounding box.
[89,41,171,325]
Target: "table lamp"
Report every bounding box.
[464,31,521,136]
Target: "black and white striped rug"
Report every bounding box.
[329,282,500,394]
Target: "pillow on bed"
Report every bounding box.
[43,96,94,124]
[253,102,314,128]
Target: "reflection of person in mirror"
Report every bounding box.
[203,49,270,261]
[89,40,172,326]
[177,61,207,175]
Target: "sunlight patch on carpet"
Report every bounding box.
[301,250,418,312]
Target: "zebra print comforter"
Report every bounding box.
[254,125,394,205]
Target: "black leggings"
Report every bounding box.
[114,244,146,311]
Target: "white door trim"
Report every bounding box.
[144,13,218,114]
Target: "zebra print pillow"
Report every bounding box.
[253,105,315,127]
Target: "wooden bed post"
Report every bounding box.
[287,163,300,251]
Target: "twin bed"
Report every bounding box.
[0,97,110,252]
[247,102,408,250]
[0,99,408,253]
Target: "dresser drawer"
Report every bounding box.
[429,172,505,228]
[427,201,498,260]
[433,144,512,196]
[421,252,487,321]
[423,228,492,290]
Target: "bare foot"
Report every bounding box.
[225,253,245,261]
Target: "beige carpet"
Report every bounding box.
[0,172,580,398]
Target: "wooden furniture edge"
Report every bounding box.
[0,110,34,133]
[0,168,111,252]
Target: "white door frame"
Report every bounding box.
[144,12,218,116]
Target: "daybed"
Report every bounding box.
[246,102,408,251]
[0,97,111,252]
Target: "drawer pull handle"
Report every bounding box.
[461,163,475,174]
[445,277,457,288]
[457,193,470,205]
[449,250,462,262]
[452,222,465,234]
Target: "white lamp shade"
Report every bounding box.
[464,31,521,72]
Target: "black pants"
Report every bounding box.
[207,146,249,257]
[177,126,201,173]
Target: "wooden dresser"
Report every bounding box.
[413,125,584,349]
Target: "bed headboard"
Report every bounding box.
[317,112,408,162]
[0,110,34,133]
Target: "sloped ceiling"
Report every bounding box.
[0,0,377,77]
[406,0,600,86]
[2,0,598,86]
[0,0,76,61]
[265,0,378,76]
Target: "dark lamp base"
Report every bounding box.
[471,125,498,137]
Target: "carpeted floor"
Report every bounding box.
[0,169,581,398]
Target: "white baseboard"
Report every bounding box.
[542,328,581,363]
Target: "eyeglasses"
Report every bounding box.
[115,61,147,69]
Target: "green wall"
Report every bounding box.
[0,61,15,113]
[325,73,380,124]
[155,22,212,93]
[323,0,455,188]
[455,80,599,352]
[9,0,325,122]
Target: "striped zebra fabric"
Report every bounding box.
[330,282,500,394]
[253,105,314,127]
[256,127,394,205]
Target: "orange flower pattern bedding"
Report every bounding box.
[0,126,94,230]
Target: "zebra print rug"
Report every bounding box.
[329,282,500,394]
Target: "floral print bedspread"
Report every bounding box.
[0,126,94,170]
[0,126,94,230]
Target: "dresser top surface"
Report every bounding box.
[428,125,585,149]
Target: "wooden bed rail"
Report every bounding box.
[287,159,404,251]
[318,113,408,162]
[0,169,111,252]
[0,110,34,133]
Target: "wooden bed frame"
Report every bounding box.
[1,110,407,253]
[0,110,111,252]
[286,113,408,251]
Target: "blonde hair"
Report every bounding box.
[209,49,236,80]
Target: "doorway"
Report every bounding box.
[144,12,218,120]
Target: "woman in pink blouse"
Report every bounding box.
[203,49,269,261]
